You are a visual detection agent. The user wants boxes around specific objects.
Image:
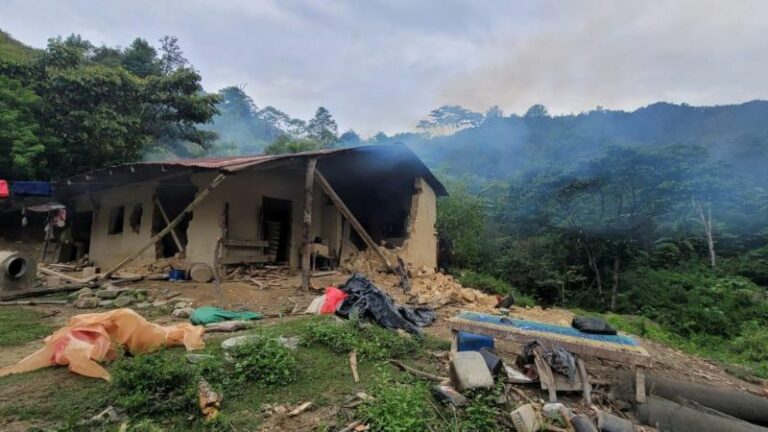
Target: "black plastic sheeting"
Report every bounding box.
[636,396,768,432]
[337,273,435,334]
[572,316,617,335]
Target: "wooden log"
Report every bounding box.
[0,299,69,305]
[102,173,227,279]
[301,158,317,290]
[154,197,185,254]
[0,284,83,301]
[314,170,394,272]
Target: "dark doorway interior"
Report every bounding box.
[153,183,197,258]
[68,211,92,260]
[262,197,292,263]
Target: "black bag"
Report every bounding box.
[571,316,617,335]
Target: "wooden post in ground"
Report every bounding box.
[301,158,317,290]
[101,173,228,280]
[314,170,394,272]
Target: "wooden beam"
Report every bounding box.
[314,170,394,272]
[301,158,317,290]
[154,197,185,255]
[101,173,228,279]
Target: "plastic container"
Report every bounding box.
[457,331,494,352]
[168,269,186,281]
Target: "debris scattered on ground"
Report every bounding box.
[198,378,222,421]
[450,351,494,392]
[204,319,257,333]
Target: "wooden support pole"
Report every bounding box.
[301,158,317,290]
[314,170,394,272]
[154,197,185,255]
[102,173,228,280]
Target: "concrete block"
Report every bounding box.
[172,307,195,318]
[449,351,494,392]
[98,300,114,308]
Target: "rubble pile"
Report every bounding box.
[341,248,499,311]
[67,285,191,312]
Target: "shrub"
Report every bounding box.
[459,388,501,432]
[732,321,768,362]
[302,319,421,360]
[111,352,199,416]
[358,370,434,432]
[458,270,511,296]
[201,337,298,387]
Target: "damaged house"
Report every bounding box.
[51,144,446,281]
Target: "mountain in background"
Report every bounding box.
[372,101,768,185]
[0,30,38,62]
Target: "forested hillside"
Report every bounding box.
[2,29,768,376]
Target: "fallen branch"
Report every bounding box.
[337,421,363,432]
[389,360,447,382]
[288,401,313,417]
[311,270,339,278]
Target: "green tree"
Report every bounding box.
[0,76,46,178]
[306,106,338,146]
[121,38,161,77]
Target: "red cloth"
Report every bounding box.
[320,287,348,314]
[0,180,8,198]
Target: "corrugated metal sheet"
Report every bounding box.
[56,144,448,196]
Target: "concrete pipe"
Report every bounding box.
[0,250,36,292]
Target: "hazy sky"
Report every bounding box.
[2,0,767,135]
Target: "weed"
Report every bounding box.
[458,386,502,432]
[358,369,434,432]
[302,318,421,360]
[221,337,298,386]
[111,352,199,417]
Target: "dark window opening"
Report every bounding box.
[262,197,292,264]
[129,204,143,233]
[108,206,125,235]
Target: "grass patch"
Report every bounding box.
[0,315,456,431]
[301,316,423,360]
[358,368,435,432]
[0,307,55,346]
[603,312,768,379]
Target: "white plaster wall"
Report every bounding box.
[185,168,338,268]
[401,177,438,269]
[88,182,157,269]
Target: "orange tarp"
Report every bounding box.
[0,308,205,380]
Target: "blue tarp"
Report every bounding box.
[11,181,52,196]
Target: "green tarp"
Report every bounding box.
[190,307,263,325]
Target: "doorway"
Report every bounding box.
[261,197,292,264]
[153,184,197,258]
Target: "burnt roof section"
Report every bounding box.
[55,144,447,198]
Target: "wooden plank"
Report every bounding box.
[577,357,592,405]
[314,170,393,272]
[533,346,558,402]
[39,266,92,285]
[154,197,185,254]
[223,238,270,248]
[450,329,459,361]
[301,158,317,290]
[635,367,646,403]
[447,318,652,367]
[221,254,271,265]
[0,284,84,301]
[102,173,228,279]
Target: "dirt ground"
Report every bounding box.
[4,268,765,398]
